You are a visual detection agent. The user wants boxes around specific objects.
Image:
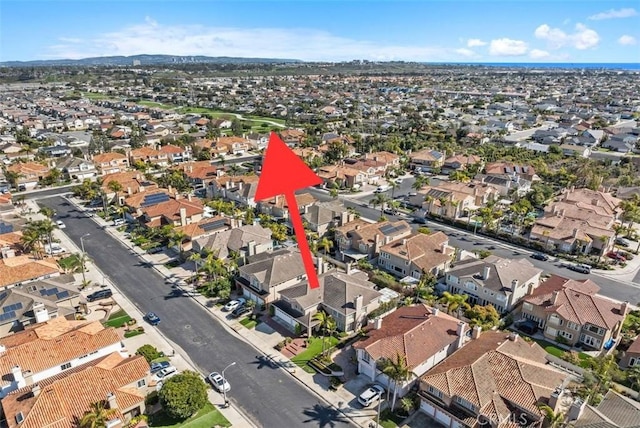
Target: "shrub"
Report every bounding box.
[158,371,208,420]
[136,344,162,363]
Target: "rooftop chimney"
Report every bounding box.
[179,207,187,227]
[432,307,440,316]
[31,384,41,397]
[11,366,25,388]
[508,332,519,342]
[456,322,466,349]
[482,266,490,280]
[620,301,629,316]
[354,294,363,314]
[373,317,383,330]
[551,290,560,305]
[471,325,482,339]
[511,279,519,289]
[106,392,118,409]
[33,301,49,323]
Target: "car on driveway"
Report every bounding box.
[207,371,230,393]
[144,312,161,326]
[358,384,385,407]
[86,288,113,302]
[153,366,177,382]
[615,237,630,247]
[223,298,246,312]
[231,305,251,319]
[530,252,549,261]
[150,361,171,374]
[607,252,626,261]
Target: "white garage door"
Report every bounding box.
[435,409,452,426]
[420,400,435,416]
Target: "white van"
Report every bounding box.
[374,185,390,193]
[113,218,126,226]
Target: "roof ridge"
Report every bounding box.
[563,288,606,327]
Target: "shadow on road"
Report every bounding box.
[302,403,349,427]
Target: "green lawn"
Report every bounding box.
[291,337,340,373]
[533,339,593,368]
[124,329,145,338]
[138,100,173,109]
[379,409,405,428]
[81,92,113,100]
[149,402,230,427]
[103,309,132,328]
[239,316,258,329]
[58,254,81,271]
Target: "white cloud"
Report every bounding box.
[534,23,599,50]
[455,48,477,58]
[588,8,637,20]
[529,49,550,59]
[467,39,486,47]
[44,18,452,62]
[618,35,637,45]
[489,38,528,56]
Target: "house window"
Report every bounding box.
[61,362,71,370]
[363,352,371,363]
[558,331,573,340]
[630,357,637,366]
[427,385,443,399]
[137,379,146,387]
[567,322,579,331]
[454,396,476,411]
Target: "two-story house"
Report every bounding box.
[418,181,499,221]
[317,164,366,189]
[619,336,640,369]
[445,256,543,313]
[192,223,273,262]
[0,256,61,289]
[519,275,628,351]
[55,157,97,181]
[335,219,412,262]
[6,162,50,190]
[129,146,169,167]
[257,193,317,220]
[140,195,205,231]
[418,331,569,428]
[236,248,307,306]
[0,317,123,399]
[354,305,467,396]
[92,152,130,175]
[378,232,454,279]
[159,144,191,163]
[1,352,149,428]
[441,154,482,174]
[273,269,382,334]
[303,201,355,236]
[410,149,444,172]
[207,175,260,208]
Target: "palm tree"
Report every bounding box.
[319,237,334,255]
[389,180,399,199]
[538,404,564,428]
[439,292,470,317]
[169,230,187,260]
[371,193,389,216]
[189,252,202,285]
[312,311,332,352]
[39,206,55,219]
[329,188,339,199]
[382,353,413,410]
[20,226,41,257]
[79,401,118,428]
[107,180,123,205]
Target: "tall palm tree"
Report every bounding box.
[107,180,123,205]
[169,230,187,260]
[538,404,564,428]
[312,311,331,350]
[382,353,413,410]
[189,252,202,285]
[389,180,399,199]
[371,193,389,216]
[79,401,118,428]
[439,292,470,317]
[20,226,41,257]
[319,237,334,255]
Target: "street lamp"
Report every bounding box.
[222,361,236,408]
[80,233,90,286]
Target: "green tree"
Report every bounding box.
[538,404,564,428]
[79,401,118,428]
[465,304,500,329]
[312,310,332,352]
[439,292,470,317]
[626,365,640,392]
[319,237,334,255]
[135,344,162,363]
[371,193,389,216]
[158,370,208,420]
[382,353,413,410]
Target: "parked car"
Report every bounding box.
[207,371,230,393]
[153,366,177,382]
[113,218,126,226]
[231,305,251,319]
[223,298,246,312]
[55,220,66,229]
[358,384,385,407]
[568,263,591,274]
[86,289,113,302]
[607,252,626,261]
[615,237,630,247]
[530,252,549,261]
[144,312,161,326]
[44,243,66,255]
[150,361,171,374]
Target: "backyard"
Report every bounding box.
[532,338,593,368]
[149,402,230,428]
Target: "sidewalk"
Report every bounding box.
[28,198,256,428]
[60,197,376,428]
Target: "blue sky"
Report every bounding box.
[1,1,639,63]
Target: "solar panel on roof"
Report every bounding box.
[39,289,48,296]
[0,292,7,301]
[141,193,171,207]
[0,311,16,322]
[201,220,227,232]
[3,303,23,313]
[56,291,70,300]
[379,224,394,235]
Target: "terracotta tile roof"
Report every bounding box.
[380,232,452,271]
[627,336,640,354]
[124,189,174,209]
[0,318,121,387]
[2,353,148,428]
[364,151,399,164]
[141,197,204,222]
[7,162,49,176]
[93,152,127,164]
[353,305,462,370]
[174,216,230,240]
[260,193,317,210]
[523,275,626,329]
[421,331,567,421]
[0,257,60,287]
[130,147,161,158]
[159,144,185,154]
[484,162,537,178]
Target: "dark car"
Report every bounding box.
[530,252,549,261]
[231,305,251,319]
[86,289,113,302]
[150,361,171,374]
[144,312,161,326]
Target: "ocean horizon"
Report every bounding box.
[427,62,640,71]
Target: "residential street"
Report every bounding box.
[39,196,356,428]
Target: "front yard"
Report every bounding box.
[149,402,230,428]
[290,336,340,374]
[103,309,132,327]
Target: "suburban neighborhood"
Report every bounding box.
[0,59,639,428]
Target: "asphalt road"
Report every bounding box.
[305,179,640,305]
[40,196,355,428]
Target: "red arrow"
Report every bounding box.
[255,132,323,288]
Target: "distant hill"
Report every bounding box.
[0,54,303,67]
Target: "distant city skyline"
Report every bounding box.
[1,0,639,63]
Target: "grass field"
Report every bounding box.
[58,254,81,271]
[103,309,132,328]
[239,316,258,329]
[291,337,340,374]
[149,402,230,427]
[81,92,113,100]
[138,100,173,109]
